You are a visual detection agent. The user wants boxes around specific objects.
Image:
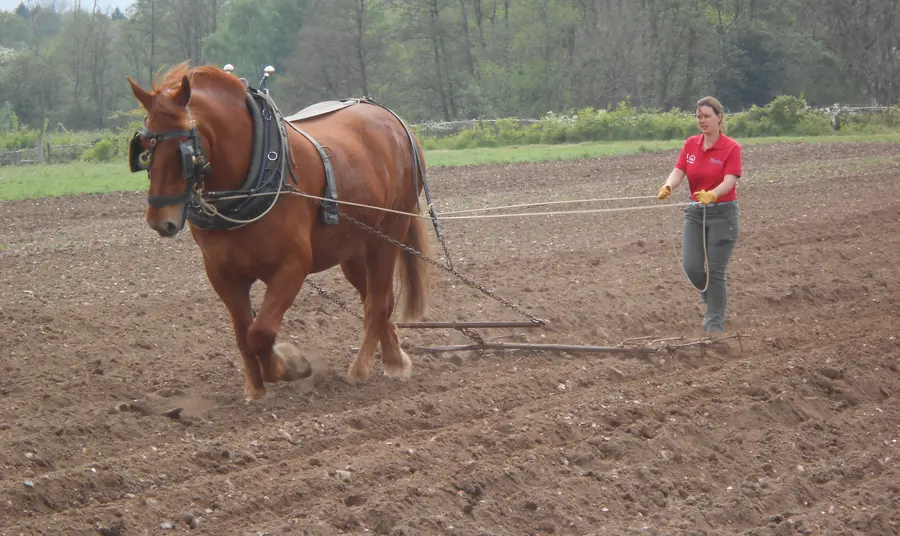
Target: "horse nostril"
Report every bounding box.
[162,221,178,236]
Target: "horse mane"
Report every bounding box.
[150,60,246,99]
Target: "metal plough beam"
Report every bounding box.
[408,333,743,357]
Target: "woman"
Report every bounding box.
[657,96,742,332]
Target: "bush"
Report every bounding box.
[418,98,701,150]
[836,105,900,133]
[0,111,41,150]
[766,95,808,131]
[794,113,834,136]
[5,96,897,161]
[80,136,117,162]
[416,94,900,150]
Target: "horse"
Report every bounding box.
[126,61,434,401]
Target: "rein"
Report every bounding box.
[199,187,690,221]
[673,204,710,293]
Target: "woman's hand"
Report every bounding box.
[695,190,718,205]
[659,168,685,199]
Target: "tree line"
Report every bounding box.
[0,0,897,134]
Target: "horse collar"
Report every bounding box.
[183,87,292,231]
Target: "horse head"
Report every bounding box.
[126,63,250,237]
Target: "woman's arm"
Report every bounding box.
[665,167,686,190]
[659,140,690,199]
[711,174,738,198]
[715,144,742,197]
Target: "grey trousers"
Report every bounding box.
[682,202,740,332]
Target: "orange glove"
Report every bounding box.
[657,184,672,200]
[695,190,718,205]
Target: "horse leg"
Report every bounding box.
[340,253,373,350]
[342,252,410,376]
[382,216,432,378]
[380,320,412,380]
[348,242,410,382]
[205,270,263,401]
[340,254,368,304]
[248,266,313,389]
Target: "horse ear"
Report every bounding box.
[173,75,191,107]
[127,76,152,110]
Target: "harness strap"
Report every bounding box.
[285,121,339,225]
[358,97,444,246]
[148,191,191,208]
[143,127,193,141]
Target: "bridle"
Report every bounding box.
[128,118,210,227]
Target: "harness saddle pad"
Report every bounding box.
[284,99,360,123]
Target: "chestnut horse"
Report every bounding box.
[126,62,433,401]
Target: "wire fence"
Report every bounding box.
[0,143,94,167]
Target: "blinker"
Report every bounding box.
[126,121,209,214]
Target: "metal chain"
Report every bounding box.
[286,185,546,327]
[427,204,455,270]
[309,275,489,345]
[460,327,486,344]
[305,278,364,321]
[324,199,547,328]
[307,262,492,346]
[436,229,454,269]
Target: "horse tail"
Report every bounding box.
[396,215,432,322]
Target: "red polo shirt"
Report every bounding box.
[674,134,742,202]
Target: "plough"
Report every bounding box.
[350,320,743,360]
[405,331,743,358]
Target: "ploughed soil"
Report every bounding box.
[1,140,899,536]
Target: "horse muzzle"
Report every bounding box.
[146,204,186,238]
[151,219,181,238]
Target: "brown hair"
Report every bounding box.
[696,96,726,132]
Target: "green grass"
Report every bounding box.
[424,133,900,167]
[1,133,898,202]
[0,161,146,202]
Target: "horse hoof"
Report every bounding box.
[274,342,313,381]
[383,366,412,380]
[347,362,373,384]
[383,367,411,380]
[244,384,266,402]
[383,349,412,380]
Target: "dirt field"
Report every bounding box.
[1,140,899,536]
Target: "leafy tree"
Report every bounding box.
[15,2,29,19]
[203,0,306,80]
[711,22,787,109]
[0,0,898,130]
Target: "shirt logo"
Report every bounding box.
[710,158,722,165]
[686,154,696,164]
